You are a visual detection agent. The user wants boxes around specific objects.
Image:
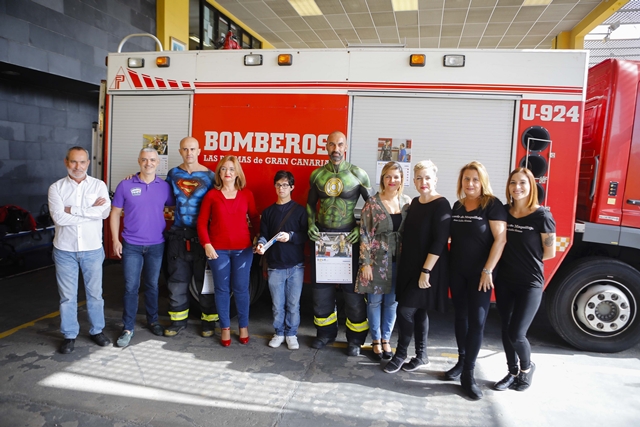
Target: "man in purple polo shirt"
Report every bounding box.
[110,147,175,347]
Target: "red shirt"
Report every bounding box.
[197,188,260,250]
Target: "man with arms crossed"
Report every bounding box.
[110,148,174,347]
[48,147,111,354]
[307,131,372,356]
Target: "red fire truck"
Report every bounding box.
[100,37,640,353]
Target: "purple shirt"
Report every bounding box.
[112,174,175,245]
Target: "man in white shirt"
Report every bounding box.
[48,147,111,354]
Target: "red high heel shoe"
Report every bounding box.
[239,327,249,345]
[221,327,231,347]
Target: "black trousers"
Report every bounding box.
[449,269,493,370]
[310,234,367,344]
[395,305,428,360]
[495,281,543,372]
[166,227,217,325]
[312,283,368,344]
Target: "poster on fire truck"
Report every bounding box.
[142,134,169,175]
[376,138,411,187]
[315,232,352,284]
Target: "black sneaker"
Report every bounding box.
[402,357,427,372]
[149,323,164,336]
[514,362,536,391]
[383,355,405,374]
[90,332,111,347]
[493,373,518,391]
[59,338,75,354]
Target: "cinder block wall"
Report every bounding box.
[0,0,157,215]
[0,79,96,214]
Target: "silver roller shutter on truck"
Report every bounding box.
[107,94,191,191]
[349,94,517,207]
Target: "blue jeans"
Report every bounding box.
[52,247,105,339]
[367,261,398,341]
[122,241,164,331]
[207,247,253,329]
[268,264,304,336]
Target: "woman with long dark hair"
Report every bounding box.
[492,167,556,392]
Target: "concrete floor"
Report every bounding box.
[0,263,639,427]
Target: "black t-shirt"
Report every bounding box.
[497,205,556,288]
[450,197,507,278]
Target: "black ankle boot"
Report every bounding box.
[444,356,465,380]
[461,369,483,400]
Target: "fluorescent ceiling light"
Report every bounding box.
[392,0,418,11]
[522,0,552,5]
[288,0,322,16]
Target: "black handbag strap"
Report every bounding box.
[273,205,296,238]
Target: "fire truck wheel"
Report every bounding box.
[547,257,640,353]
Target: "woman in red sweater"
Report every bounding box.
[197,155,260,346]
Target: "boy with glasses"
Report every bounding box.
[255,171,308,350]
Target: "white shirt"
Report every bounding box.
[48,174,111,252]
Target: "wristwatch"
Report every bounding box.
[421,268,431,274]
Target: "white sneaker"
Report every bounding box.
[269,335,284,348]
[286,336,299,350]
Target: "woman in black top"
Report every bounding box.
[384,160,452,374]
[447,161,506,400]
[493,167,556,392]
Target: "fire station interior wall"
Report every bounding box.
[108,94,191,191]
[349,95,516,208]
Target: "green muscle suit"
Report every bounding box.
[306,131,372,354]
[306,160,372,243]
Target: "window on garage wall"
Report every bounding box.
[189,0,263,50]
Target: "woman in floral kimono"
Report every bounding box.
[356,161,411,360]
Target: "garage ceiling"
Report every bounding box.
[215,0,601,48]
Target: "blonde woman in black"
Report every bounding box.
[446,161,506,400]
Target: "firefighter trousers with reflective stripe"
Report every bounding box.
[312,282,368,345]
[166,228,217,325]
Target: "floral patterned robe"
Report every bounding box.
[355,192,411,294]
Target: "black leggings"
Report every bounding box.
[449,270,492,370]
[494,281,543,372]
[395,305,428,360]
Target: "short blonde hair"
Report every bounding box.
[456,161,495,209]
[379,161,405,195]
[506,167,538,208]
[214,155,247,190]
[414,159,437,176]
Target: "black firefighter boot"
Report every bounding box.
[461,369,483,400]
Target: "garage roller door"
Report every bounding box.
[349,95,516,207]
[108,95,191,191]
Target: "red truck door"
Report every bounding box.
[621,79,640,229]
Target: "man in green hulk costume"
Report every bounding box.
[307,130,372,356]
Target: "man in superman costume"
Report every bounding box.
[164,137,218,337]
